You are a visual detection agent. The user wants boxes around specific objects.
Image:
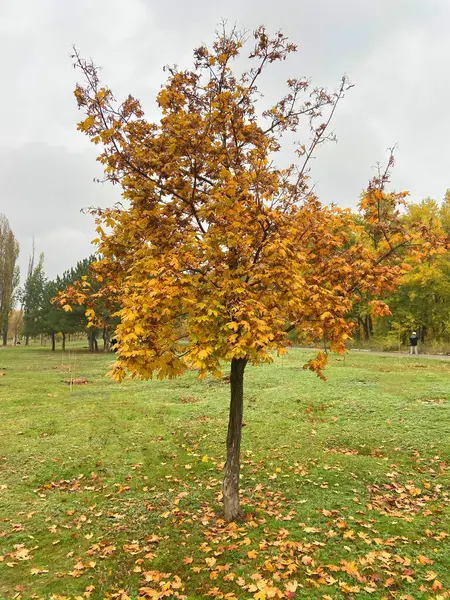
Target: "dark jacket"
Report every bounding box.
[410,334,418,347]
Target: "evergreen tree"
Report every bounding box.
[22,253,46,341]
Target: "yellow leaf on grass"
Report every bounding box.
[30,568,49,575]
[205,557,216,567]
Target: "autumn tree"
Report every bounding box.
[0,214,20,345]
[385,197,450,344]
[70,27,445,521]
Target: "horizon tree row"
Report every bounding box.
[21,251,117,351]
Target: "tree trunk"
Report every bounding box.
[62,332,66,352]
[2,330,7,346]
[25,334,29,346]
[102,327,110,353]
[88,330,99,352]
[420,326,426,343]
[223,357,247,522]
[51,333,56,351]
[362,315,370,341]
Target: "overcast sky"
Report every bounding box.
[1,0,450,280]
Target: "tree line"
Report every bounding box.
[21,250,117,351]
[0,227,116,350]
[2,193,450,353]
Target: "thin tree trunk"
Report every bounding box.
[103,327,110,353]
[2,330,7,346]
[51,333,56,351]
[62,332,66,352]
[223,357,247,522]
[356,318,363,344]
[25,334,29,346]
[88,330,99,352]
[363,315,370,340]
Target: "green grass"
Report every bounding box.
[0,344,449,599]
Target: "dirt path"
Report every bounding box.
[293,347,450,361]
[349,349,450,360]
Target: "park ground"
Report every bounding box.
[0,345,449,599]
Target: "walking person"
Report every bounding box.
[409,331,419,355]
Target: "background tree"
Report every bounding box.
[71,27,445,521]
[8,309,23,345]
[23,254,109,349]
[22,241,36,345]
[42,279,67,351]
[51,258,93,351]
[0,214,20,345]
[56,255,118,352]
[23,253,46,343]
[384,197,450,345]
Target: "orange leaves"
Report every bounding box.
[368,300,391,317]
[139,571,185,598]
[366,476,447,521]
[417,555,434,566]
[77,114,95,132]
[303,352,328,380]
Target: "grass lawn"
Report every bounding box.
[0,344,449,600]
